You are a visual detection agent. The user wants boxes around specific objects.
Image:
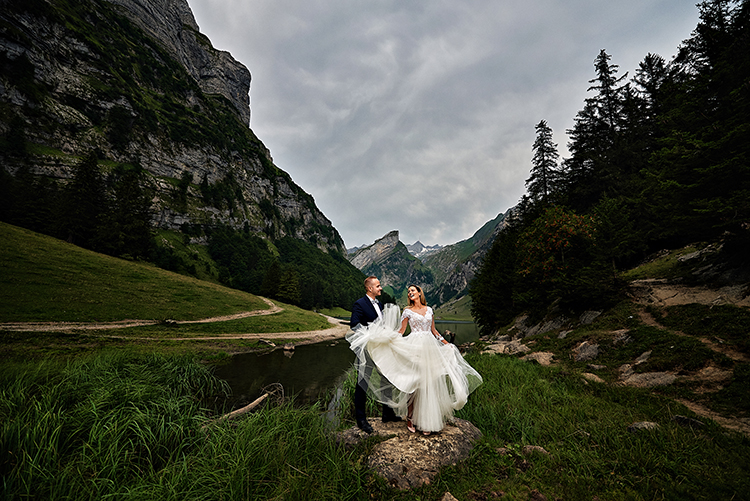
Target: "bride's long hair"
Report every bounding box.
[407,284,427,307]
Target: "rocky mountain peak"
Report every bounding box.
[406,240,442,259]
[106,0,252,125]
[349,230,400,270]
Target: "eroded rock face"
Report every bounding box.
[0,0,345,254]
[349,231,401,270]
[106,0,252,125]
[336,418,482,490]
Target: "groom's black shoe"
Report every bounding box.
[356,419,374,434]
[381,407,402,423]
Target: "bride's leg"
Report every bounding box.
[406,393,415,433]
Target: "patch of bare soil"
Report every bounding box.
[679,363,734,393]
[674,398,750,437]
[630,279,750,308]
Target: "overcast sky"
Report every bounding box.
[187,0,699,249]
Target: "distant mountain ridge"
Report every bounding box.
[405,241,443,259]
[348,239,442,260]
[347,208,514,306]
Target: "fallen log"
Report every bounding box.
[205,393,269,427]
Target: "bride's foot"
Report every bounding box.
[422,431,431,436]
[406,418,415,433]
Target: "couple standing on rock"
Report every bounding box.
[347,276,483,436]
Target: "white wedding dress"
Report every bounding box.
[346,304,482,432]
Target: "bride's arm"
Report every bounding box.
[398,308,409,334]
[398,317,409,335]
[431,317,449,345]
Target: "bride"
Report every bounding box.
[346,284,483,435]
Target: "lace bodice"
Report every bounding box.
[401,307,433,333]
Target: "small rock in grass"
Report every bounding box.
[627,421,660,433]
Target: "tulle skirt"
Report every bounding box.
[346,304,483,432]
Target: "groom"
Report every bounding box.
[349,276,401,433]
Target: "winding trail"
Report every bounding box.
[630,279,750,437]
[0,297,351,343]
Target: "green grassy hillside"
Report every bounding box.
[434,294,473,320]
[0,222,269,322]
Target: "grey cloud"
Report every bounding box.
[188,0,698,247]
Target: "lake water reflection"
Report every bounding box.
[212,320,478,408]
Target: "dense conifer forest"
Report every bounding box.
[471,0,750,334]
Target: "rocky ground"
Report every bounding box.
[336,418,483,491]
[480,278,750,437]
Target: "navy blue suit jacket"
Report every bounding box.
[350,295,383,329]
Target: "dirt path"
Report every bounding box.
[0,297,283,332]
[674,398,750,437]
[148,314,350,344]
[632,279,750,437]
[637,309,750,363]
[0,296,351,344]
[630,279,750,308]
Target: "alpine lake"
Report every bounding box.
[212,320,480,409]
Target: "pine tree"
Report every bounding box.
[526,120,560,204]
[100,164,154,259]
[647,0,750,241]
[563,50,629,211]
[60,151,107,248]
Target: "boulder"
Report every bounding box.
[628,421,660,433]
[621,371,677,388]
[572,341,599,362]
[579,310,602,325]
[634,350,652,365]
[336,418,482,490]
[521,352,555,366]
[582,373,605,384]
[482,340,531,356]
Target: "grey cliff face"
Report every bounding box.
[106,0,252,125]
[0,0,345,255]
[350,230,401,270]
[348,230,434,294]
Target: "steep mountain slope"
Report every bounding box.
[348,208,514,306]
[424,208,513,305]
[348,230,434,296]
[0,0,343,254]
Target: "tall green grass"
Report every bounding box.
[450,354,750,500]
[0,352,228,499]
[2,352,748,500]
